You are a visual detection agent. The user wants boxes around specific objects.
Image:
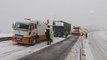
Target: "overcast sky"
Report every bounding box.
[0,0,107,33]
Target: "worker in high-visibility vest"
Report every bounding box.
[80,32,88,39]
[50,31,54,42]
[45,26,51,45]
[80,32,84,36]
[65,31,68,38]
[85,32,88,39]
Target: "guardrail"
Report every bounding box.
[0,37,12,41]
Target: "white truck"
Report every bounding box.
[71,26,80,36]
[12,19,48,45]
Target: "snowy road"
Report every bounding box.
[1,31,107,60]
[19,36,79,60]
[0,37,65,60]
[87,31,107,60]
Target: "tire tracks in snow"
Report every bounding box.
[0,47,27,58]
[0,40,29,58]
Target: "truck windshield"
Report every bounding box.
[14,23,29,30]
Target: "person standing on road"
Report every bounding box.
[65,31,68,38]
[45,26,51,45]
[34,34,39,43]
[50,31,54,42]
[85,32,88,39]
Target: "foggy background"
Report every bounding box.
[0,0,107,33]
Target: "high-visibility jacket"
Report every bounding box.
[65,31,68,37]
[50,31,54,42]
[80,32,84,36]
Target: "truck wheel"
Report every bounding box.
[31,39,36,46]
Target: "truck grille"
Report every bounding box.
[15,34,23,41]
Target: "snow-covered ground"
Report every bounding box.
[85,31,107,60]
[0,33,12,38]
[84,39,94,60]
[1,31,107,60]
[0,37,65,60]
[65,31,107,60]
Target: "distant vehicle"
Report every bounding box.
[53,21,71,37]
[12,19,48,45]
[71,26,80,36]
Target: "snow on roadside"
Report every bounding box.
[84,39,94,60]
[0,33,13,38]
[88,31,107,60]
[64,36,95,60]
[0,40,26,59]
[0,40,13,47]
[0,37,65,60]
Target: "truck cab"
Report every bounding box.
[12,20,47,45]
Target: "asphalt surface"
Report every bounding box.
[19,36,79,60]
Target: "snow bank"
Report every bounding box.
[88,31,107,60]
[64,35,95,60]
[0,33,13,38]
[84,39,94,60]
